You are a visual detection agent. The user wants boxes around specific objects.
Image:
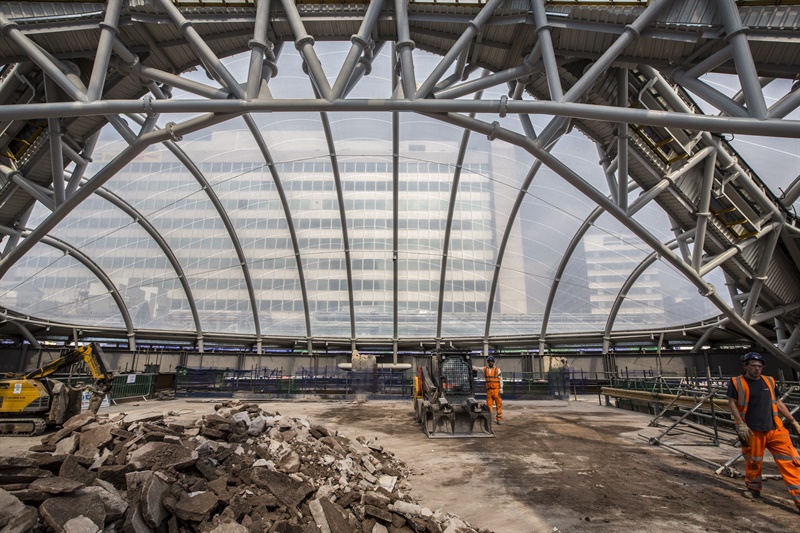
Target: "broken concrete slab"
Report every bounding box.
[28,476,84,495]
[140,471,170,528]
[128,441,198,470]
[173,491,219,522]
[0,488,38,532]
[39,493,106,532]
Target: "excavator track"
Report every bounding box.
[0,417,46,436]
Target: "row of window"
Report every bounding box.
[177,299,490,313]
[19,255,493,286]
[187,278,492,292]
[124,161,491,177]
[22,273,493,293]
[64,217,491,232]
[77,236,493,254]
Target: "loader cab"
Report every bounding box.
[439,353,473,394]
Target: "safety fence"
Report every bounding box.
[172,366,577,399]
[52,372,157,404]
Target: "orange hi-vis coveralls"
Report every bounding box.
[730,374,800,509]
[484,366,502,422]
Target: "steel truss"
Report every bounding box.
[0,1,799,367]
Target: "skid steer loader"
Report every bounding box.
[412,350,494,438]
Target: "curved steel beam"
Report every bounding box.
[90,186,203,337]
[319,111,356,341]
[0,225,134,335]
[122,113,263,340]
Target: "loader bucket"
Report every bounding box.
[420,400,494,438]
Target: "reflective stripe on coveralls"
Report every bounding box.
[731,375,800,506]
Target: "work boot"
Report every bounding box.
[741,490,761,501]
[495,420,502,425]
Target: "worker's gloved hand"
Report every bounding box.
[737,423,752,446]
[791,420,800,435]
[500,389,503,395]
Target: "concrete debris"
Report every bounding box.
[0,400,491,532]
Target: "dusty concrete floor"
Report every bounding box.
[2,396,798,532]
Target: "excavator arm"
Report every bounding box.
[24,343,112,382]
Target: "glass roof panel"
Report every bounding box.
[615,261,727,330]
[0,244,124,328]
[0,41,752,344]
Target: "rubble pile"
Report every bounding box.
[0,401,490,533]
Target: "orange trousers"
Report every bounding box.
[486,388,502,422]
[741,424,800,508]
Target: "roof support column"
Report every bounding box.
[391,45,400,345]
[87,0,124,101]
[781,325,800,356]
[538,0,668,143]
[531,0,562,101]
[616,68,628,213]
[279,0,332,100]
[0,14,88,103]
[156,0,245,98]
[393,0,416,99]
[416,0,504,99]
[691,140,719,273]
[331,0,384,99]
[246,0,274,101]
[45,76,65,205]
[719,0,768,119]
[742,226,782,323]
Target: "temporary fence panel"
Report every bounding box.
[111,373,157,401]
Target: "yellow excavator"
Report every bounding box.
[0,343,114,436]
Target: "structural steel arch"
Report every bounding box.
[0,0,798,368]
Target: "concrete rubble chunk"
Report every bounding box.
[210,521,249,533]
[54,434,79,455]
[62,515,101,533]
[29,475,85,494]
[60,454,97,486]
[0,466,53,484]
[319,497,352,533]
[129,441,198,470]
[0,457,38,469]
[141,471,171,527]
[0,488,39,532]
[250,466,314,509]
[46,412,96,446]
[174,491,219,522]
[77,485,129,521]
[74,424,114,462]
[39,493,106,532]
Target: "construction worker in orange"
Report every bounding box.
[477,355,503,425]
[726,352,800,512]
